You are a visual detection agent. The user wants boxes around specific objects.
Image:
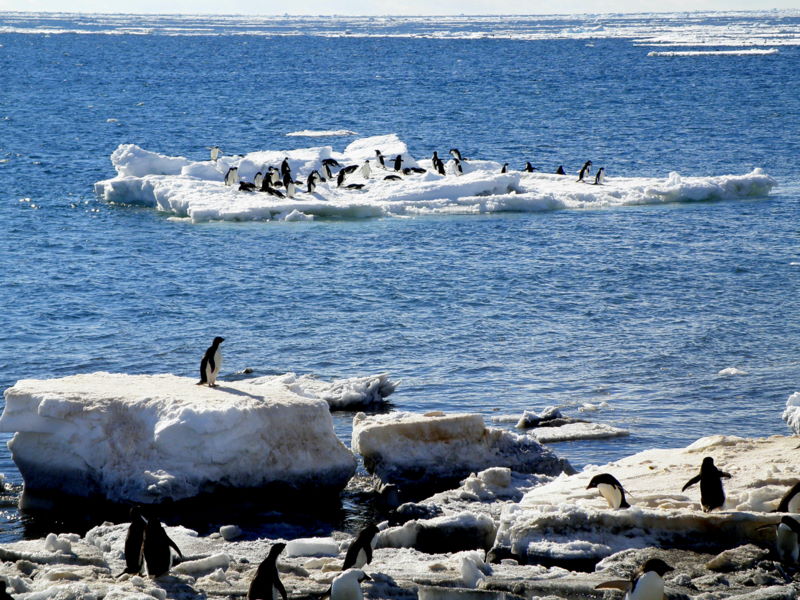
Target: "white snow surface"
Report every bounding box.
[247,372,396,410]
[0,372,356,503]
[94,136,776,223]
[351,411,568,485]
[495,435,800,563]
[647,48,780,56]
[782,392,800,434]
[528,422,629,443]
[286,129,358,137]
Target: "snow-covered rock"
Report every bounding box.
[351,412,570,487]
[0,372,356,504]
[493,435,800,566]
[94,136,776,223]
[782,391,800,434]
[248,372,396,410]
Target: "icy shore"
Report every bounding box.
[93,135,777,223]
[0,373,356,504]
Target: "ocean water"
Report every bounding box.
[1,11,799,541]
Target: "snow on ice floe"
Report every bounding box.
[286,129,359,137]
[247,372,396,410]
[647,48,780,57]
[0,372,356,504]
[351,411,571,488]
[493,435,800,565]
[93,135,777,223]
[782,391,800,434]
[528,422,628,444]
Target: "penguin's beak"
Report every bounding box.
[360,574,372,582]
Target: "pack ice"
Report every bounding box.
[0,373,356,504]
[93,134,776,223]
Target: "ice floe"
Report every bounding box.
[247,372,396,410]
[286,129,358,137]
[647,48,780,56]
[782,392,800,434]
[0,372,356,504]
[528,422,628,444]
[94,135,776,223]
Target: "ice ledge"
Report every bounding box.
[1,372,356,504]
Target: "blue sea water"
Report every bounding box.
[1,12,799,541]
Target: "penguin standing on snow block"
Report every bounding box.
[393,155,403,172]
[576,160,592,182]
[342,523,379,570]
[117,506,147,577]
[198,336,224,387]
[593,167,605,185]
[682,456,731,512]
[248,542,288,600]
[586,473,630,509]
[143,516,183,578]
[595,558,674,600]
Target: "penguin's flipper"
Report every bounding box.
[595,580,630,591]
[275,576,288,600]
[682,473,701,492]
[719,470,732,479]
[167,536,183,558]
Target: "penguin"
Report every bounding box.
[586,473,630,509]
[330,569,371,600]
[453,158,463,175]
[323,162,333,180]
[322,158,341,168]
[0,580,12,600]
[434,153,446,175]
[393,155,403,171]
[337,168,347,187]
[345,184,364,190]
[224,167,239,186]
[280,157,291,179]
[342,523,379,571]
[307,171,321,193]
[283,172,296,198]
[374,150,385,168]
[117,506,146,577]
[254,171,264,189]
[595,558,674,600]
[384,175,402,181]
[198,336,224,387]
[404,167,426,174]
[449,148,463,161]
[264,186,285,199]
[777,481,800,513]
[239,181,256,192]
[209,146,221,162]
[593,167,605,185]
[556,165,566,175]
[248,542,288,600]
[523,162,535,172]
[577,160,593,182]
[501,163,508,173]
[682,456,731,512]
[143,517,182,578]
[361,160,371,179]
[268,166,280,186]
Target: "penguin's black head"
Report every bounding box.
[270,542,287,556]
[213,336,225,345]
[702,456,715,467]
[641,558,673,576]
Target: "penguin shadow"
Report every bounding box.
[206,385,263,401]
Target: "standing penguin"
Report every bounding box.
[577,160,592,182]
[593,167,605,185]
[393,155,403,172]
[453,158,463,175]
[268,166,280,186]
[360,160,371,179]
[143,517,183,578]
[198,336,224,387]
[209,146,221,162]
[307,170,322,193]
[523,162,535,172]
[224,167,239,186]
[556,165,566,175]
[342,523,379,571]
[283,172,296,198]
[248,542,288,600]
[374,149,385,168]
[682,456,731,512]
[777,481,800,513]
[330,569,371,600]
[596,558,674,600]
[586,473,630,509]
[117,506,147,577]
[254,171,264,189]
[501,163,509,173]
[280,157,291,180]
[0,580,12,600]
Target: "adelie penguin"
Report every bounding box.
[556,165,566,175]
[224,167,239,186]
[501,163,509,173]
[283,172,296,198]
[248,542,288,600]
[593,167,605,185]
[453,158,463,175]
[342,523,379,571]
[209,146,221,162]
[143,516,183,578]
[586,473,630,509]
[576,160,593,182]
[198,336,224,388]
[759,515,800,566]
[360,160,371,179]
[403,167,426,175]
[280,157,291,179]
[374,150,385,168]
[384,175,402,181]
[307,170,322,193]
[254,171,264,189]
[449,148,463,161]
[682,456,731,512]
[239,181,257,192]
[523,162,536,173]
[432,151,445,175]
[596,558,674,600]
[393,155,403,172]
[0,580,12,600]
[117,506,146,577]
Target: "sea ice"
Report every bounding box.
[247,372,396,410]
[528,422,628,444]
[351,412,570,487]
[94,135,776,223]
[0,372,356,504]
[782,391,800,434]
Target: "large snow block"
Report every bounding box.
[782,391,800,434]
[1,373,356,504]
[351,412,569,487]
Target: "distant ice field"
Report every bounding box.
[1,11,799,541]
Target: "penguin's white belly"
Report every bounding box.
[598,483,622,509]
[625,572,663,600]
[206,348,222,383]
[777,523,799,564]
[788,495,800,513]
[331,578,362,600]
[352,548,368,569]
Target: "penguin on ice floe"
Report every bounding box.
[556,165,566,175]
[361,160,371,179]
[342,523,379,571]
[593,167,605,185]
[283,172,296,198]
[682,456,731,512]
[116,506,146,577]
[248,543,288,600]
[307,170,322,193]
[280,157,291,180]
[198,336,224,387]
[577,160,592,182]
[595,558,674,600]
[586,473,630,509]
[209,146,221,162]
[449,148,463,161]
[393,155,403,171]
[453,158,463,175]
[254,171,264,189]
[501,163,509,173]
[374,149,385,168]
[523,162,536,172]
[224,167,239,186]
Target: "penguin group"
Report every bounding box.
[118,507,183,578]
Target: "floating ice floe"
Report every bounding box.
[647,48,780,56]
[0,372,356,504]
[247,372,396,410]
[782,391,800,434]
[93,134,776,223]
[528,422,628,444]
[718,366,748,376]
[351,412,571,488]
[493,435,800,567]
[286,129,359,137]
